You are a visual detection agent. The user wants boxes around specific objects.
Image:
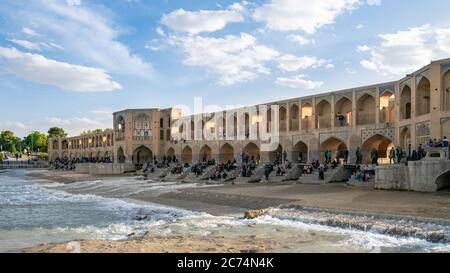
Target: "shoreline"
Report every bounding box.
[11,169,450,253]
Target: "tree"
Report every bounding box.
[48,127,67,138]
[11,144,17,154]
[24,131,48,152]
[0,131,21,152]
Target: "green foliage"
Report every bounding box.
[80,128,107,135]
[48,127,67,138]
[0,152,3,162]
[24,131,48,152]
[0,131,22,152]
[11,144,17,154]
[38,152,48,160]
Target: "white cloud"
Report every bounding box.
[253,0,360,33]
[275,74,323,89]
[46,111,112,137]
[278,55,332,72]
[169,33,279,85]
[22,27,39,37]
[161,4,245,34]
[366,0,381,5]
[15,0,153,78]
[359,24,450,75]
[287,34,315,45]
[356,24,364,29]
[0,47,122,92]
[8,39,42,51]
[66,0,81,6]
[356,45,371,52]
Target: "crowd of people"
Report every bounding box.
[52,156,113,170]
[210,160,238,181]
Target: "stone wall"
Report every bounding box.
[375,158,450,192]
[75,163,135,175]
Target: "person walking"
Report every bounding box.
[370,148,379,165]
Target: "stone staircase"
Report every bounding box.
[297,167,342,184]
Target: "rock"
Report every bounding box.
[134,215,147,221]
[244,209,268,219]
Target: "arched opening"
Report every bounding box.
[379,92,396,123]
[269,144,283,163]
[182,146,193,164]
[302,103,313,130]
[104,151,109,158]
[436,170,450,191]
[416,77,431,116]
[289,104,299,131]
[316,100,331,129]
[267,108,272,133]
[199,145,212,162]
[400,86,412,120]
[52,140,59,150]
[243,142,260,159]
[133,146,153,164]
[320,137,348,162]
[400,127,411,156]
[442,70,450,111]
[335,97,352,127]
[292,141,308,163]
[166,147,175,157]
[190,120,195,140]
[219,143,234,163]
[244,113,250,139]
[117,147,125,163]
[116,115,125,140]
[361,134,394,164]
[279,106,287,132]
[61,140,68,150]
[357,94,376,125]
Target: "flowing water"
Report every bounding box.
[0,170,449,253]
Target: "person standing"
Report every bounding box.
[389,147,395,164]
[344,149,349,164]
[395,146,402,164]
[443,136,449,158]
[355,147,362,165]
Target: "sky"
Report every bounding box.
[1,0,450,137]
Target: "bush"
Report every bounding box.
[38,152,48,160]
[0,152,3,162]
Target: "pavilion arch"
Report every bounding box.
[104,151,109,158]
[361,134,394,164]
[133,145,153,164]
[62,151,68,158]
[357,94,376,125]
[244,113,250,138]
[269,144,283,163]
[442,70,450,111]
[219,143,235,163]
[181,146,193,164]
[379,91,396,123]
[335,96,352,127]
[315,100,331,129]
[243,142,260,158]
[199,144,212,162]
[416,77,431,116]
[301,103,313,130]
[400,127,411,155]
[436,170,450,191]
[279,106,287,132]
[52,139,59,150]
[166,147,175,157]
[117,147,125,163]
[61,140,68,150]
[320,137,348,161]
[400,85,412,120]
[292,141,308,163]
[116,115,125,138]
[289,104,299,131]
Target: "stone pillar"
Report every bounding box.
[411,76,417,153]
[430,62,441,140]
[331,94,336,130]
[394,82,401,147]
[375,87,380,126]
[352,90,357,127]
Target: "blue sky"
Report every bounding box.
[1,0,450,137]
